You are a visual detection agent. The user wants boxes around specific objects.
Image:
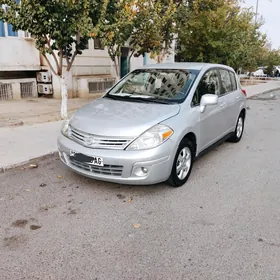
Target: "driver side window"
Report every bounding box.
[192,69,221,106]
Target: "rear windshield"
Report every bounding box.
[106,69,198,104]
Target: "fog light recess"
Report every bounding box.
[134,166,149,177]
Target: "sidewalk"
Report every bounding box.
[1,81,280,170]
[0,121,63,170]
[245,80,280,98]
[0,96,99,128]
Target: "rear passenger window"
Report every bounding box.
[229,71,237,90]
[192,69,221,106]
[219,69,232,94]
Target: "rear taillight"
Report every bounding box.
[242,89,247,96]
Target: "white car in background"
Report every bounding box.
[250,68,267,77]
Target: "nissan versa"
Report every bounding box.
[57,63,246,187]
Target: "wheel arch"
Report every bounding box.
[182,132,197,157]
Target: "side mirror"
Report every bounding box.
[200,94,218,113]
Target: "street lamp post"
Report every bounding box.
[255,0,259,24]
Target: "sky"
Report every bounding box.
[243,0,280,49]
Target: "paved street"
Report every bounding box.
[1,91,280,280]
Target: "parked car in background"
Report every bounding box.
[58,63,247,187]
[273,66,280,77]
[249,68,267,77]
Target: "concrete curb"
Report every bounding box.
[1,151,59,173]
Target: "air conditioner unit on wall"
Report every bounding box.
[38,84,53,94]
[37,71,52,83]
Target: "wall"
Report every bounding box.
[0,33,40,71]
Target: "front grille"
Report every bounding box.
[69,126,132,150]
[70,158,123,177]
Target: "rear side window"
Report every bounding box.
[192,69,221,106]
[229,71,237,90]
[219,69,232,94]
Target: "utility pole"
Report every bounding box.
[255,0,259,24]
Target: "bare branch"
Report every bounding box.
[42,54,58,76]
[44,35,60,73]
[67,51,78,71]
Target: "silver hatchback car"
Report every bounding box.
[58,63,246,187]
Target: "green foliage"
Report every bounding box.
[130,0,177,62]
[258,49,280,76]
[176,0,267,71]
[97,0,134,66]
[0,0,103,76]
[96,0,177,69]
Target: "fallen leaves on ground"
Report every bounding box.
[57,175,63,179]
[132,223,141,229]
[39,183,47,187]
[127,197,133,203]
[29,163,38,169]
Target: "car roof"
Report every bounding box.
[141,62,234,72]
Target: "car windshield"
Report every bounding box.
[106,69,198,104]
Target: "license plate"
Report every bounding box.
[70,151,104,167]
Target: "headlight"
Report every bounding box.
[126,124,173,150]
[61,119,71,137]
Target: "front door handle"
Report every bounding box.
[220,102,226,107]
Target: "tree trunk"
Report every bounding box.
[113,57,120,81]
[60,71,69,119]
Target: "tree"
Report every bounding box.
[0,0,101,119]
[175,0,266,72]
[258,48,280,76]
[129,0,177,63]
[97,0,177,79]
[97,0,135,80]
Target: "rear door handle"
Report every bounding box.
[236,96,241,101]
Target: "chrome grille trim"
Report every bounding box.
[69,158,123,177]
[69,125,133,150]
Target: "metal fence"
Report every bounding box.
[0,83,13,101]
[89,79,115,94]
[20,82,37,98]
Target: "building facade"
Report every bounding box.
[0,14,175,101]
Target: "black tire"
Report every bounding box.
[167,138,194,187]
[228,113,245,143]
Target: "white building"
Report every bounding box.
[0,18,175,101]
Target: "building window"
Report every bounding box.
[0,20,5,37]
[4,6,18,37]
[94,37,104,50]
[7,23,18,36]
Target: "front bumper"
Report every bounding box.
[57,134,175,185]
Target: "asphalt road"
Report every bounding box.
[1,91,280,280]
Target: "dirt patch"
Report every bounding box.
[11,219,28,228]
[3,235,27,248]
[30,225,42,230]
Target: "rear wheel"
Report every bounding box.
[167,139,194,187]
[228,113,245,143]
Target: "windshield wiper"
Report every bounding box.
[147,97,170,104]
[105,93,170,104]
[105,94,151,103]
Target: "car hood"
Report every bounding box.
[70,97,180,137]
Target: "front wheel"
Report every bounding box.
[167,139,194,187]
[228,114,245,143]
